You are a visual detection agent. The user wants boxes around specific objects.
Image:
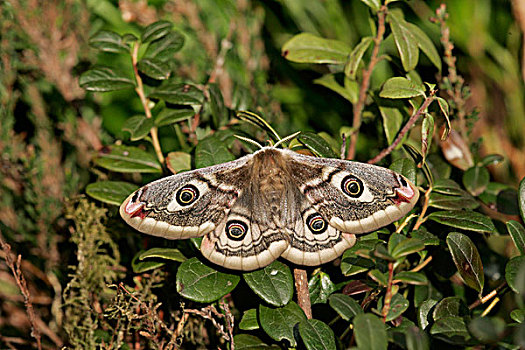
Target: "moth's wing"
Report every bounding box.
[285,150,419,234]
[120,155,253,239]
[199,188,291,271]
[280,199,357,266]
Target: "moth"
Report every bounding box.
[120,145,419,271]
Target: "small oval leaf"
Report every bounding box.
[428,210,496,234]
[139,247,186,262]
[175,257,240,303]
[379,77,425,99]
[141,20,173,43]
[95,145,162,173]
[79,67,135,92]
[282,33,351,64]
[446,232,484,293]
[298,319,336,350]
[85,181,139,206]
[353,313,388,350]
[259,302,306,346]
[298,132,338,158]
[243,261,293,307]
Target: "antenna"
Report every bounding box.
[273,131,301,148]
[234,135,264,149]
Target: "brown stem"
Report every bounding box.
[468,282,508,310]
[347,5,387,160]
[382,262,395,323]
[131,43,165,166]
[413,186,432,230]
[294,268,312,319]
[368,91,437,164]
[0,233,42,350]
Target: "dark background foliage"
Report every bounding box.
[1,0,525,349]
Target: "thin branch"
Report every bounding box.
[348,5,388,160]
[131,43,165,166]
[368,91,437,164]
[0,232,42,350]
[294,268,312,319]
[468,281,507,310]
[413,186,432,230]
[381,262,395,323]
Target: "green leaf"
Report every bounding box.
[432,179,465,196]
[379,105,404,145]
[387,12,419,71]
[144,31,185,60]
[328,293,363,321]
[282,33,351,64]
[394,271,428,285]
[478,154,504,167]
[89,30,129,53]
[468,317,505,343]
[353,313,388,350]
[308,271,336,304]
[79,67,135,92]
[428,192,479,211]
[417,299,438,330]
[510,309,525,323]
[519,177,525,221]
[411,228,440,246]
[137,58,171,80]
[379,293,409,322]
[428,210,496,234]
[239,309,259,330]
[446,233,484,293]
[463,166,490,196]
[131,252,165,273]
[298,132,338,158]
[345,36,374,79]
[436,97,451,139]
[360,0,381,11]
[141,20,173,43]
[155,107,194,127]
[390,238,425,259]
[195,134,235,168]
[85,181,139,206]
[432,297,469,321]
[234,334,279,349]
[379,77,425,99]
[149,82,204,105]
[505,255,525,295]
[166,151,191,174]
[507,220,525,255]
[95,145,162,173]
[138,247,186,262]
[368,269,387,287]
[259,302,307,346]
[341,238,379,276]
[389,158,417,185]
[405,23,441,71]
[405,326,430,350]
[430,316,470,343]
[297,319,336,350]
[175,257,240,303]
[243,261,293,307]
[122,115,154,141]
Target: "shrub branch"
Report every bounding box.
[368,90,437,164]
[0,232,42,350]
[131,43,165,166]
[348,5,387,160]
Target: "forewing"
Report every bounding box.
[120,155,252,239]
[285,150,419,234]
